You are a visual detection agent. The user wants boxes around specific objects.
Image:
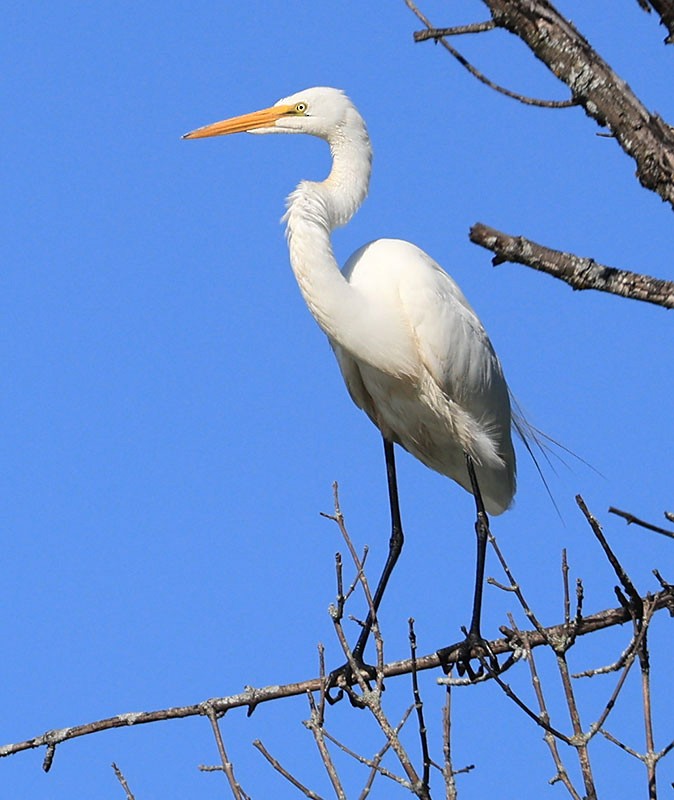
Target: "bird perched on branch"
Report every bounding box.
[184,87,516,689]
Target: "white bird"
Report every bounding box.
[184,87,516,678]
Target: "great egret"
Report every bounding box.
[184,87,516,680]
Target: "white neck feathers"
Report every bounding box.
[282,112,372,350]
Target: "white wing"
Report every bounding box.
[337,238,516,513]
[397,245,512,438]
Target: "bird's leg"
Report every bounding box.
[438,453,497,679]
[352,437,404,661]
[327,437,404,703]
[465,452,489,644]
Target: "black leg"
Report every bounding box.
[327,436,404,701]
[464,452,490,643]
[437,452,496,677]
[351,436,405,661]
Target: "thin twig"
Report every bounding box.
[201,705,250,800]
[608,507,674,540]
[596,603,664,798]
[326,701,419,793]
[357,686,426,797]
[324,483,383,706]
[318,707,414,792]
[599,727,643,758]
[439,677,477,797]
[572,631,643,679]
[638,626,658,800]
[555,650,597,799]
[576,496,643,616]
[658,738,674,759]
[516,628,583,799]
[488,531,547,638]
[587,602,654,739]
[487,615,572,744]
[562,549,571,626]
[405,0,576,107]
[253,740,325,800]
[112,762,136,800]
[441,680,459,800]
[409,619,431,791]
[325,483,378,645]
[414,20,495,38]
[305,690,346,799]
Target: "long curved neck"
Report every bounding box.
[284,119,374,359]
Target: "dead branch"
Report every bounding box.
[515,629,583,799]
[199,706,251,800]
[637,0,674,43]
[319,705,415,791]
[112,762,136,800]
[404,0,575,108]
[252,740,325,800]
[469,223,674,309]
[413,20,496,38]
[408,619,431,792]
[4,487,673,798]
[440,675,474,800]
[410,2,674,304]
[466,0,674,208]
[2,586,671,767]
[479,498,665,800]
[304,688,346,798]
[608,506,674,539]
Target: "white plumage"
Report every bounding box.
[275,88,515,515]
[184,87,517,667]
[334,238,515,514]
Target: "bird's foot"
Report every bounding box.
[325,657,380,706]
[437,627,499,680]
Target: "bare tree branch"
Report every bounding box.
[404,0,576,107]
[304,689,347,799]
[469,222,674,309]
[411,2,674,305]
[413,20,496,38]
[199,705,251,799]
[408,619,431,792]
[637,0,674,43]
[112,763,136,800]
[473,0,674,208]
[608,506,674,539]
[252,740,326,800]
[1,587,671,765]
[413,1,674,206]
[320,705,415,792]
[515,629,584,799]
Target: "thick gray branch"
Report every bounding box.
[477,0,674,208]
[470,223,674,309]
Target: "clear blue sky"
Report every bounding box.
[3,2,673,797]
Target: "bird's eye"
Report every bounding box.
[294,102,308,114]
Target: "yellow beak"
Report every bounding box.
[182,104,296,139]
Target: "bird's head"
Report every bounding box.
[183,86,361,143]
